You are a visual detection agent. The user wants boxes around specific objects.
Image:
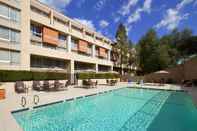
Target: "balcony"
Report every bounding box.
[57,40,67,52]
[74,61,96,73]
[98,65,112,72]
[30,32,42,42]
[53,18,69,33]
[31,39,67,53]
[30,55,68,72]
[30,9,50,26]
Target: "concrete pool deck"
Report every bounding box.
[0,82,193,131]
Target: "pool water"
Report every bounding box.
[13,88,197,131]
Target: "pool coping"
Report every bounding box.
[129,86,187,92]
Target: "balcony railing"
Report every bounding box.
[31,32,42,42]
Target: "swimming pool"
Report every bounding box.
[12,88,197,131]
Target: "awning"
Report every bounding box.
[99,47,107,58]
[78,40,88,53]
[43,27,58,46]
[155,70,169,74]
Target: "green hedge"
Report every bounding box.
[0,70,68,82]
[77,72,120,80]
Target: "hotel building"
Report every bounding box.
[0,0,131,82]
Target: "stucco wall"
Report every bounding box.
[144,57,197,84]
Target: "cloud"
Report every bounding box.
[74,18,96,30]
[40,0,72,12]
[99,20,109,28]
[114,17,120,23]
[94,0,108,11]
[127,0,152,24]
[176,0,194,10]
[127,9,142,24]
[143,0,152,13]
[118,0,139,16]
[156,9,189,30]
[156,0,194,30]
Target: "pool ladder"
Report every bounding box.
[20,95,40,108]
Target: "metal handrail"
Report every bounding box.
[21,96,26,107]
[33,95,39,105]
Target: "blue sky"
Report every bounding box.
[40,0,197,43]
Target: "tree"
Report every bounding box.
[138,29,161,74]
[159,35,178,67]
[114,23,130,75]
[128,41,137,71]
[158,44,171,69]
[158,28,193,67]
[176,28,193,57]
[177,36,197,56]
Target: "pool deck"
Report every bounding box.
[0,82,192,131]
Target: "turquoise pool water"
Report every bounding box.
[13,88,197,131]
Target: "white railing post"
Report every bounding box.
[67,35,71,52]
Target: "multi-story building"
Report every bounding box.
[0,0,115,82]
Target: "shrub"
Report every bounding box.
[77,72,120,80]
[0,70,68,82]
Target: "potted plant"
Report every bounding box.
[0,83,5,100]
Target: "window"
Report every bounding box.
[0,26,9,40]
[59,34,66,41]
[10,30,20,43]
[10,8,20,22]
[87,44,92,55]
[10,51,20,64]
[0,26,20,43]
[0,50,20,64]
[0,4,20,22]
[71,39,78,51]
[0,4,9,18]
[0,50,9,62]
[31,55,65,69]
[31,24,42,37]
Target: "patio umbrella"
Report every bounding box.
[153,70,170,83]
[154,70,169,74]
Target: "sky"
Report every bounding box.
[40,0,197,43]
